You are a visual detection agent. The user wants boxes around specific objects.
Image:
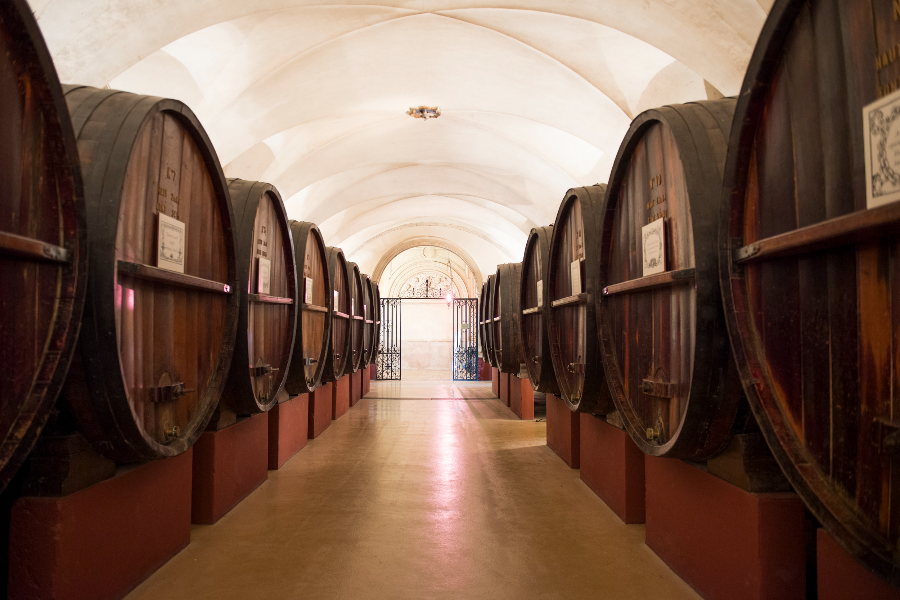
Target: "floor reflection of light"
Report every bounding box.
[428,401,463,568]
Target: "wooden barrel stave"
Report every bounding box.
[61,85,238,462]
[599,100,740,460]
[285,221,330,394]
[547,185,612,414]
[0,0,87,489]
[519,226,559,395]
[222,179,296,414]
[323,246,351,382]
[720,0,900,582]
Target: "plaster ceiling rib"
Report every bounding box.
[35,1,763,98]
[349,222,516,260]
[321,196,535,250]
[275,117,586,225]
[319,193,541,237]
[208,12,630,166]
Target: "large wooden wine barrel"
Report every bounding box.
[221,179,296,414]
[362,275,377,365]
[0,0,87,488]
[284,222,330,394]
[490,263,524,374]
[62,85,238,462]
[547,185,611,414]
[347,261,366,372]
[483,274,498,367]
[478,281,490,365]
[519,227,559,395]
[371,282,381,365]
[720,0,900,583]
[596,100,740,460]
[323,247,351,382]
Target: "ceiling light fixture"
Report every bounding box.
[407,106,441,121]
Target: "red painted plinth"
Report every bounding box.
[645,455,806,600]
[309,382,333,439]
[580,414,645,523]
[364,365,372,395]
[546,393,579,468]
[491,367,499,397]
[500,371,511,406]
[9,451,192,600]
[817,529,900,600]
[511,378,534,419]
[333,375,350,420]
[350,370,361,407]
[478,358,491,381]
[268,394,309,470]
[192,412,268,525]
[508,373,520,413]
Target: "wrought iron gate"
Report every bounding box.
[453,298,479,381]
[376,298,401,380]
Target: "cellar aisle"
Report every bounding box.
[125,381,699,600]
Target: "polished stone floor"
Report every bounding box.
[125,380,700,600]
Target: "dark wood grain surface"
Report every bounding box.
[60,85,238,462]
[322,247,350,382]
[284,221,330,394]
[720,0,900,583]
[0,0,87,490]
[547,186,612,414]
[519,227,560,394]
[598,100,739,461]
[221,180,296,415]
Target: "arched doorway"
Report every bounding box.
[376,246,479,381]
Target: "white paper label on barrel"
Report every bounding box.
[305,277,313,304]
[642,218,666,277]
[157,213,186,273]
[570,261,581,296]
[352,298,355,315]
[536,280,543,307]
[257,257,271,295]
[864,87,900,208]
[334,290,339,311]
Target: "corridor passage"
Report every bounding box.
[125,381,700,600]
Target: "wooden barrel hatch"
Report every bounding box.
[720,0,900,583]
[0,0,88,488]
[221,179,297,415]
[62,85,239,462]
[598,100,741,461]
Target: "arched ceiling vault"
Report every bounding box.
[31,0,770,275]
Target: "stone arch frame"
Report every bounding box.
[371,236,484,294]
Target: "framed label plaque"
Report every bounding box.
[304,277,313,304]
[157,213,186,273]
[642,218,665,277]
[257,257,271,295]
[864,87,900,209]
[536,280,543,307]
[570,260,582,295]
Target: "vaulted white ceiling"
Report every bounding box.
[31,0,772,281]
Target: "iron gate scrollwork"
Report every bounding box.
[376,298,401,380]
[453,298,478,381]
